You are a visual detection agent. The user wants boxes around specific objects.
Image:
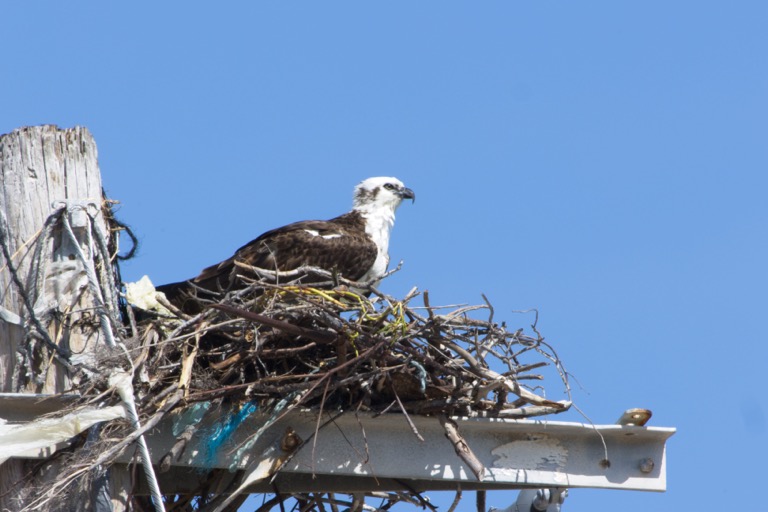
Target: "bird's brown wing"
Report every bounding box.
[192,218,377,292]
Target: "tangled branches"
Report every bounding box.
[95,267,572,510]
[27,267,573,512]
[129,268,571,423]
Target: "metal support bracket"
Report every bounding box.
[494,408,659,511]
[144,407,674,494]
[2,395,675,496]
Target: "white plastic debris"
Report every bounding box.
[0,405,127,464]
[125,275,173,316]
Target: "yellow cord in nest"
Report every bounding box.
[346,330,361,357]
[378,301,409,340]
[279,286,380,314]
[356,300,409,343]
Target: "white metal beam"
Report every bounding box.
[1,395,675,494]
[142,407,674,493]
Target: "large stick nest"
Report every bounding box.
[128,266,571,421]
[10,200,573,512]
[106,267,572,510]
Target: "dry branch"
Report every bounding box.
[438,415,486,481]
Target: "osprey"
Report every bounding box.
[158,177,414,312]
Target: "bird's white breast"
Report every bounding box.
[358,207,395,284]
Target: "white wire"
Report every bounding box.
[110,372,166,512]
[59,205,117,347]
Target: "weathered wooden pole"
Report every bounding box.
[0,125,123,510]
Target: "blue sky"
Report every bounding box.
[3,2,767,511]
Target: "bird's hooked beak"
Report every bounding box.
[400,187,416,203]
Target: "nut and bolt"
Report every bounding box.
[639,458,655,473]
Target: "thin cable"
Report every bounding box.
[87,206,122,324]
[59,205,117,347]
[110,372,166,512]
[0,209,72,361]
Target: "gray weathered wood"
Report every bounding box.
[0,125,120,511]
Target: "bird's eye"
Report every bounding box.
[384,183,396,190]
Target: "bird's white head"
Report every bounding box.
[351,177,415,283]
[352,177,415,215]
